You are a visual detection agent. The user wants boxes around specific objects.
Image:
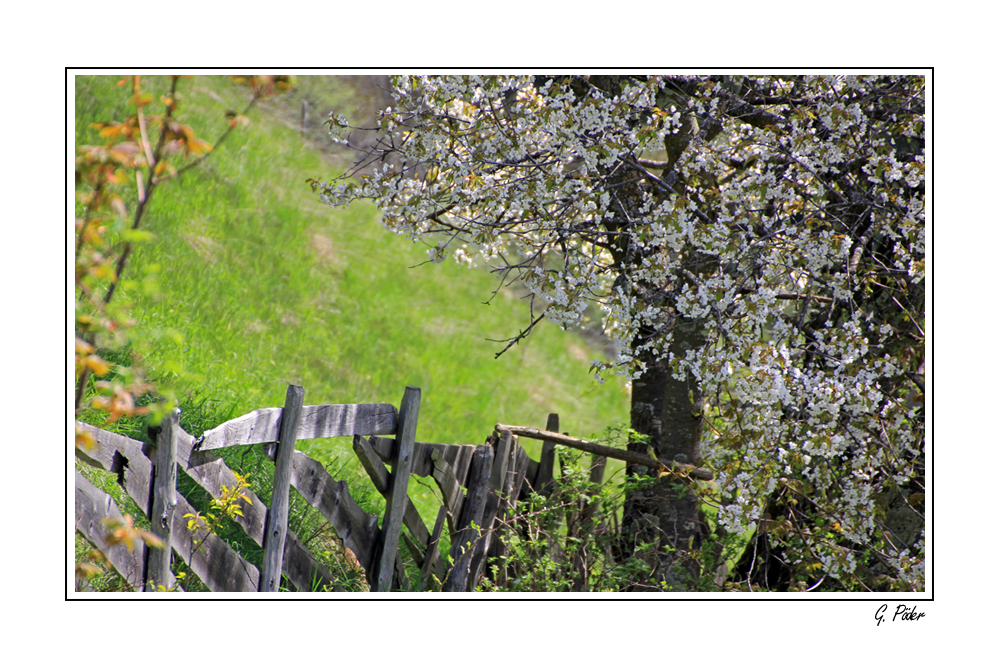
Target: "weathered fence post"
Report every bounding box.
[486,440,528,588]
[443,445,494,592]
[468,430,513,587]
[260,384,305,592]
[374,386,420,592]
[535,413,559,496]
[146,408,179,591]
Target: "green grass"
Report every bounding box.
[74,74,630,588]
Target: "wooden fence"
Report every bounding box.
[74,384,711,593]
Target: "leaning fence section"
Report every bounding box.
[75,387,399,592]
[75,383,712,593]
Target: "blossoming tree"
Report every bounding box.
[313,75,925,591]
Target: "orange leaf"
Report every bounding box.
[187,137,213,156]
[75,428,97,452]
[76,562,103,580]
[75,337,95,355]
[86,354,111,376]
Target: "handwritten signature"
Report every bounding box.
[876,604,925,626]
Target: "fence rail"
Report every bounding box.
[75,383,712,593]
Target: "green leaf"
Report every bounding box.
[122,229,156,244]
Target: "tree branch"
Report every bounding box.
[488,312,545,359]
[494,424,714,481]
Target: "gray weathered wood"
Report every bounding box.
[260,385,305,592]
[369,437,479,482]
[75,423,154,514]
[173,490,260,592]
[176,423,337,592]
[75,470,156,591]
[429,448,465,531]
[443,445,493,592]
[367,435,395,462]
[496,423,715,480]
[286,449,380,581]
[468,430,513,587]
[508,444,530,506]
[535,413,559,497]
[440,443,477,487]
[486,441,529,588]
[420,505,448,590]
[352,434,441,576]
[146,409,179,591]
[522,456,539,497]
[76,420,340,593]
[196,403,397,451]
[74,422,259,592]
[375,386,420,592]
[352,435,392,494]
[282,530,344,592]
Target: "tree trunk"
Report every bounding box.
[620,315,706,590]
[586,74,709,590]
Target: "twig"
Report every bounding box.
[489,312,545,359]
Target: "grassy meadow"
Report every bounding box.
[74,75,631,589]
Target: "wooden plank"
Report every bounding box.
[443,445,493,592]
[352,435,434,562]
[486,441,529,589]
[75,470,156,591]
[283,530,344,592]
[410,443,434,478]
[260,385,305,592]
[468,430,513,587]
[375,386,420,592]
[75,423,154,514]
[287,450,381,582]
[508,444,530,505]
[177,425,337,592]
[76,420,342,593]
[178,433,268,548]
[172,489,259,592]
[521,456,539,497]
[196,403,398,451]
[535,413,559,496]
[429,449,465,530]
[369,437,480,481]
[367,435,395,463]
[393,552,410,592]
[495,423,715,481]
[74,426,258,591]
[443,444,476,487]
[352,435,391,493]
[420,505,448,590]
[146,409,179,590]
[75,421,258,592]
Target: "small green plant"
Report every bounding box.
[183,471,253,555]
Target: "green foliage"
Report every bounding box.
[475,444,635,592]
[183,471,252,554]
[73,74,633,592]
[75,73,628,526]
